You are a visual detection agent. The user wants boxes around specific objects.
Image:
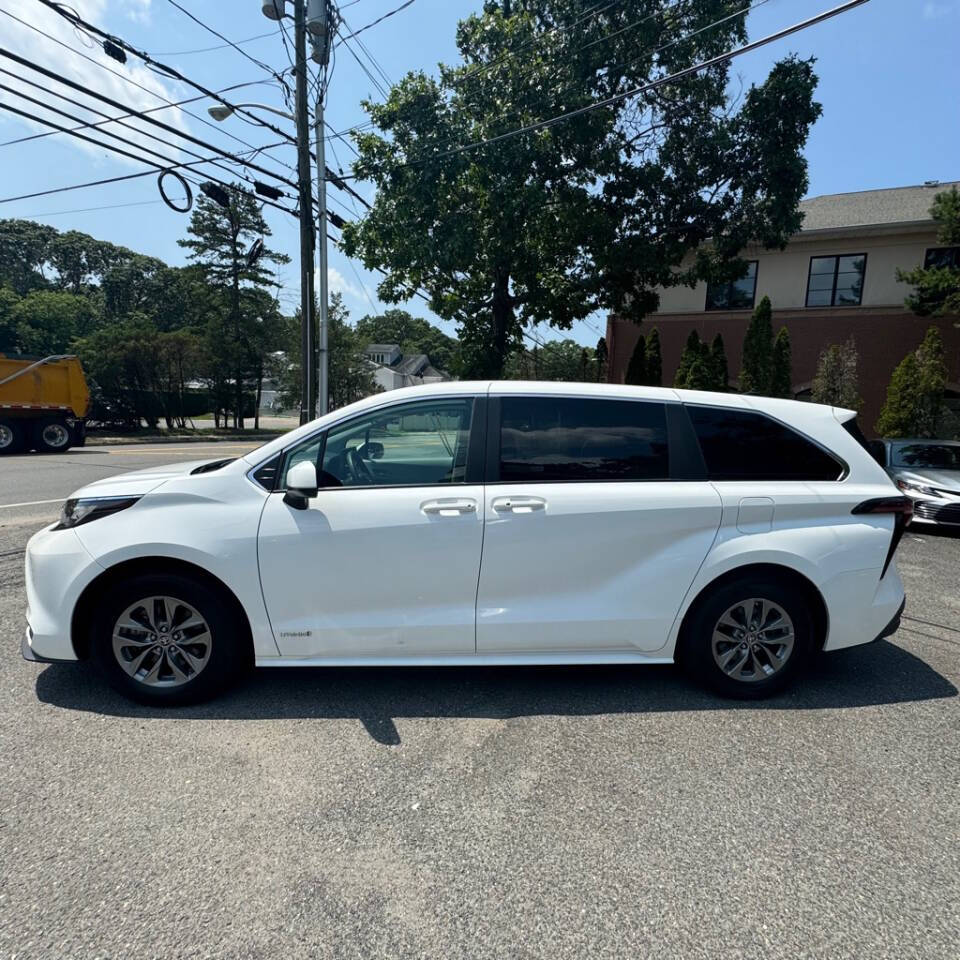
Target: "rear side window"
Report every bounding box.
[687,406,843,481]
[499,396,668,482]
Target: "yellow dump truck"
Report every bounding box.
[0,354,90,454]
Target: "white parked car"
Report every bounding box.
[23,382,910,705]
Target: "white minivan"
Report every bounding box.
[22,382,909,704]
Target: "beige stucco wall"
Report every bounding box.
[654,227,940,314]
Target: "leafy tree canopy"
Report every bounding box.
[355,309,460,374]
[342,1,820,377]
[876,326,949,438]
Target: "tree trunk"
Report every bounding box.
[254,363,262,431]
[490,268,514,378]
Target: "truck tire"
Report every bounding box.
[33,418,72,453]
[0,419,26,454]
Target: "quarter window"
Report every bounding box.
[499,396,669,482]
[687,406,843,481]
[705,261,758,311]
[806,254,866,307]
[924,247,960,269]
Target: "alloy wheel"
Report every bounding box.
[112,595,213,688]
[711,597,795,683]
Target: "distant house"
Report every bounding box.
[363,343,450,392]
[604,180,960,431]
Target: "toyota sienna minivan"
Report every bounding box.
[22,382,909,704]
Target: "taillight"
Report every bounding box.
[852,496,913,577]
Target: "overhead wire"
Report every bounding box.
[154,29,281,57]
[334,0,417,46]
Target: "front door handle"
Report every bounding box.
[492,496,546,514]
[421,498,477,516]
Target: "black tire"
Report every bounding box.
[0,418,25,454]
[32,418,72,453]
[90,573,248,706]
[679,575,813,699]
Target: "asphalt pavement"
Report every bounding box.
[0,444,958,959]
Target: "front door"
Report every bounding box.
[258,396,484,658]
[476,394,722,654]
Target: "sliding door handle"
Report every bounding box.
[421,498,478,516]
[492,496,546,514]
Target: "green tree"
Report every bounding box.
[684,354,715,391]
[646,328,663,387]
[876,326,949,437]
[343,2,820,377]
[740,295,774,394]
[10,290,95,355]
[0,286,21,352]
[625,334,647,386]
[0,219,57,295]
[179,186,289,428]
[770,327,792,398]
[328,295,379,410]
[674,330,703,388]
[504,338,592,381]
[897,186,960,317]
[811,337,860,410]
[710,333,728,391]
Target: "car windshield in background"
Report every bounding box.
[893,443,960,469]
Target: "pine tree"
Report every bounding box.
[897,187,960,317]
[684,354,715,390]
[811,338,860,409]
[710,334,728,392]
[740,295,774,394]
[770,327,792,398]
[875,326,948,437]
[674,330,702,387]
[646,327,662,386]
[595,336,608,382]
[625,334,647,385]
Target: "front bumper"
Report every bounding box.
[22,524,101,662]
[911,500,960,526]
[21,624,71,663]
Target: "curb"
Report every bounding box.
[85,433,282,446]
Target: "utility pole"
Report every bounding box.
[292,0,315,425]
[309,2,333,416]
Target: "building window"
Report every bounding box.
[924,247,960,269]
[705,261,758,311]
[806,254,866,307]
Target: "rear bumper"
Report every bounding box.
[822,562,906,652]
[873,596,905,643]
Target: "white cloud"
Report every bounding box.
[326,266,363,300]
[923,2,955,18]
[0,0,188,166]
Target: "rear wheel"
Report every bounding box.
[91,573,247,705]
[680,575,813,699]
[0,419,25,454]
[33,418,72,453]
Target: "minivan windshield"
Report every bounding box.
[892,443,960,469]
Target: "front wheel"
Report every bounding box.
[679,576,813,699]
[91,573,247,705]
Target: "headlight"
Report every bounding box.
[896,478,938,498]
[55,496,141,529]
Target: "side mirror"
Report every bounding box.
[283,460,318,510]
[358,440,384,460]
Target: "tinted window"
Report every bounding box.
[705,261,758,311]
[304,398,473,488]
[687,406,843,481]
[892,443,960,469]
[499,397,668,482]
[806,254,866,307]
[924,247,960,269]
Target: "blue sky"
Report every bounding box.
[0,0,957,347]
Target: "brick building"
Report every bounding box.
[604,181,960,434]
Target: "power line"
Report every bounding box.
[0,47,300,192]
[0,6,295,168]
[34,0,298,147]
[335,0,418,46]
[342,0,871,179]
[154,29,281,57]
[161,0,290,91]
[19,198,165,217]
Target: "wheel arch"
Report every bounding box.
[676,562,829,661]
[71,556,254,664]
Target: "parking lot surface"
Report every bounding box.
[1,445,958,958]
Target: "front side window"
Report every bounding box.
[924,247,960,269]
[282,398,474,489]
[687,406,843,481]
[499,396,668,482]
[806,254,866,307]
[705,261,758,311]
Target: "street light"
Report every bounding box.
[207,102,294,123]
